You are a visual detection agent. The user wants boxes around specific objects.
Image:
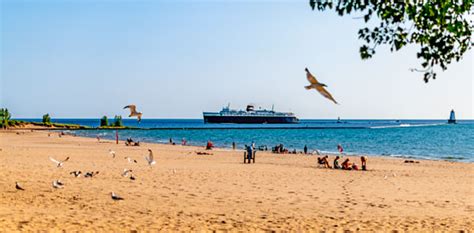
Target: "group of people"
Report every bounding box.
[125,138,140,146]
[318,155,367,171]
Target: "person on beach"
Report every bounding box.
[246,145,253,162]
[317,155,331,168]
[232,142,236,150]
[96,135,100,142]
[352,163,359,170]
[333,156,341,169]
[206,140,214,150]
[361,156,367,171]
[169,138,173,144]
[182,138,187,146]
[341,158,351,170]
[304,145,308,154]
[337,144,344,154]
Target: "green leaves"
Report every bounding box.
[42,114,51,125]
[0,108,12,128]
[310,0,473,82]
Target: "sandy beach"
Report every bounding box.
[0,130,472,232]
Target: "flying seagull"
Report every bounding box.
[15,182,25,191]
[304,68,338,104]
[70,171,82,177]
[49,156,70,168]
[123,105,143,123]
[145,149,156,166]
[109,149,116,158]
[111,192,124,201]
[52,180,64,189]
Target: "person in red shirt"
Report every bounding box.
[206,140,214,150]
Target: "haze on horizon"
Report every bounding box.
[1,1,473,120]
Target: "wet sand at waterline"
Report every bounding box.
[0,130,472,231]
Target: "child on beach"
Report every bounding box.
[341,158,351,170]
[206,140,214,150]
[333,156,341,169]
[361,156,367,170]
[337,144,344,154]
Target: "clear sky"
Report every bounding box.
[1,0,472,119]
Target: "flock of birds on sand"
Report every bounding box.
[13,68,336,200]
[15,149,156,201]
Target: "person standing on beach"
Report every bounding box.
[361,156,367,171]
[232,142,236,150]
[182,138,187,146]
[246,144,253,162]
[304,145,308,154]
[337,144,344,154]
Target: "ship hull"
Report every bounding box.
[203,115,299,124]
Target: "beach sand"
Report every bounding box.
[0,130,473,232]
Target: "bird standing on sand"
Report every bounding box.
[109,149,116,158]
[49,156,70,168]
[52,180,64,189]
[123,105,143,123]
[70,171,82,177]
[111,192,124,201]
[304,68,338,104]
[145,149,156,166]
[121,169,133,177]
[15,182,25,191]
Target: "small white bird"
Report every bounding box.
[173,169,177,174]
[145,149,156,166]
[121,169,132,177]
[304,67,338,104]
[109,149,116,158]
[124,157,137,163]
[15,182,25,191]
[52,180,64,189]
[49,156,70,168]
[111,192,124,201]
[70,171,81,177]
[123,105,143,123]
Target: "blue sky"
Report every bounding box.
[1,0,472,119]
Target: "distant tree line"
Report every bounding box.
[100,115,123,128]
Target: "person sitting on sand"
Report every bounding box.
[341,158,351,170]
[361,156,367,171]
[317,155,331,168]
[206,140,214,150]
[352,163,359,170]
[333,156,341,169]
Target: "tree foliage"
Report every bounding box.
[309,0,473,82]
[42,113,51,125]
[111,115,123,127]
[100,116,109,127]
[0,108,11,128]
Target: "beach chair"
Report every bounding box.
[243,151,256,164]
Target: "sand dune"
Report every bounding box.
[0,130,472,231]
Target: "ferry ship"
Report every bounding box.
[203,105,299,124]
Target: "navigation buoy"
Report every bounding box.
[448,109,456,124]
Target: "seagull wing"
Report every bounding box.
[315,85,338,104]
[49,157,60,165]
[124,105,137,114]
[306,69,319,85]
[61,157,70,163]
